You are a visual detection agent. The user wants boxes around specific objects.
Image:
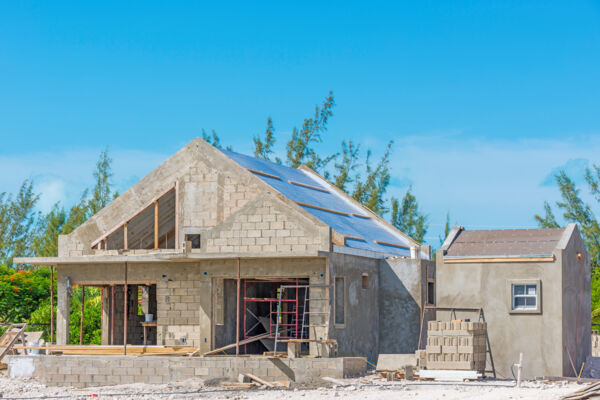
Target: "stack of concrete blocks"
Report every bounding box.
[425,321,487,373]
[592,333,600,357]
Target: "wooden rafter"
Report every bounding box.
[90,185,176,248]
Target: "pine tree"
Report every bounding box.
[333,141,360,192]
[535,170,600,270]
[0,180,41,265]
[390,186,428,243]
[351,141,392,216]
[88,149,114,215]
[439,211,452,245]
[202,129,221,149]
[285,91,337,172]
[253,117,277,162]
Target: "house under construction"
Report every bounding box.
[16,138,434,369]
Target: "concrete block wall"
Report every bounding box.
[593,333,600,357]
[425,321,487,372]
[202,192,330,255]
[156,274,203,347]
[7,355,366,388]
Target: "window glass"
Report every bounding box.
[512,283,538,310]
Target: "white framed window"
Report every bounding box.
[509,280,541,314]
[512,284,537,310]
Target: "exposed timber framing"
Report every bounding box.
[153,201,159,250]
[296,202,349,216]
[90,185,176,248]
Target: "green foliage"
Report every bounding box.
[253,117,278,162]
[390,186,428,243]
[88,148,114,216]
[285,91,337,173]
[202,128,221,149]
[536,170,600,270]
[439,211,452,245]
[333,140,360,192]
[535,201,560,228]
[29,286,101,344]
[0,266,50,322]
[0,181,40,266]
[351,141,393,216]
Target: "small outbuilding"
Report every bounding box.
[436,224,590,379]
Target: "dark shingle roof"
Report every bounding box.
[445,228,565,257]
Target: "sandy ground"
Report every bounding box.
[0,372,587,400]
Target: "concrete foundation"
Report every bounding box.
[6,355,366,388]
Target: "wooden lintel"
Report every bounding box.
[154,201,159,250]
[444,256,555,264]
[123,222,128,250]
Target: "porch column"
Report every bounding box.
[56,272,71,345]
[101,287,111,345]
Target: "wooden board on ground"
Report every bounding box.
[192,332,272,357]
[418,369,482,381]
[244,373,275,388]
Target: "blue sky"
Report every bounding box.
[1,1,600,245]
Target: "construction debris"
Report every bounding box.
[561,381,600,400]
[0,323,27,363]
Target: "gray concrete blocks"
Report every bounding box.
[7,355,366,388]
[425,321,487,373]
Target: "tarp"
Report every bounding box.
[221,149,414,257]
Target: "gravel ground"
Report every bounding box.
[0,372,586,400]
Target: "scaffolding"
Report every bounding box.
[242,279,307,354]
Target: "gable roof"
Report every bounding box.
[221,149,420,258]
[444,227,566,257]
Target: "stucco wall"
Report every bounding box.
[436,251,564,379]
[560,227,591,376]
[328,253,380,358]
[378,258,434,355]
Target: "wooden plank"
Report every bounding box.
[90,186,175,248]
[444,256,555,263]
[248,169,281,180]
[417,369,481,381]
[123,222,128,250]
[295,202,349,216]
[153,201,159,249]
[288,180,329,193]
[192,332,272,357]
[374,240,410,250]
[244,373,275,388]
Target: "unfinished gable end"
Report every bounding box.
[58,138,272,257]
[200,191,331,256]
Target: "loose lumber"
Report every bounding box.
[0,323,27,362]
[244,373,275,388]
[190,331,272,357]
[13,345,195,356]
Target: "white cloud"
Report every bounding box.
[0,148,169,213]
[383,133,600,244]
